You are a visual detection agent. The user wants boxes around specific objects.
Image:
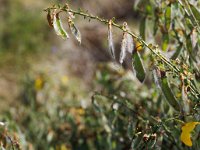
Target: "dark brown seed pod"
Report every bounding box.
[47,10,53,27]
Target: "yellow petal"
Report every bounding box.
[180,122,200,147]
[61,75,68,85]
[61,144,68,150]
[135,41,143,51]
[34,77,43,91]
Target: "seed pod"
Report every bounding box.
[108,20,115,59]
[53,12,69,39]
[181,85,190,113]
[190,28,198,49]
[119,22,134,64]
[120,32,127,64]
[152,67,161,90]
[47,9,53,27]
[126,26,134,53]
[68,17,81,43]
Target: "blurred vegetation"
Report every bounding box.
[0,0,51,54]
[0,0,200,150]
[1,63,200,149]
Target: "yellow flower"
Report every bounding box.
[56,144,70,150]
[180,122,200,147]
[61,75,68,85]
[34,77,44,91]
[135,41,143,51]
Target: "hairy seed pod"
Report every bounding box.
[181,85,190,113]
[47,9,53,27]
[120,22,134,64]
[108,20,115,59]
[126,26,134,53]
[152,67,161,90]
[68,17,81,43]
[120,32,127,64]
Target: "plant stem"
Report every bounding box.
[45,5,200,97]
[66,8,180,73]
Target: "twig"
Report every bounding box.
[44,4,200,98]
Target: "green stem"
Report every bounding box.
[45,5,199,97]
[67,9,180,73]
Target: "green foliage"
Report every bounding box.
[0,0,200,149]
[43,1,200,148]
[132,51,146,83]
[0,0,50,53]
[0,63,199,149]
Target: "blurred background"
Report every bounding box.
[0,0,146,149]
[1,0,200,149]
[0,0,138,111]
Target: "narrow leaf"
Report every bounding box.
[53,13,69,39]
[189,4,200,22]
[127,120,134,140]
[132,134,143,149]
[171,44,183,60]
[108,20,115,59]
[186,34,193,52]
[165,6,171,31]
[153,14,159,35]
[160,74,180,111]
[162,33,169,51]
[186,34,196,61]
[140,17,146,41]
[68,18,81,43]
[132,51,146,83]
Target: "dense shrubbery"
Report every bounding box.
[0,0,200,150]
[0,63,199,149]
[0,0,50,53]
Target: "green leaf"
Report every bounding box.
[146,4,153,15]
[53,13,69,40]
[140,17,146,41]
[91,94,103,113]
[131,134,143,149]
[162,33,169,51]
[160,74,180,111]
[153,16,159,36]
[165,6,171,31]
[171,44,183,60]
[189,4,200,23]
[132,51,146,83]
[186,34,196,62]
[186,34,192,51]
[127,120,135,140]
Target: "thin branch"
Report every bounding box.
[44,4,200,98]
